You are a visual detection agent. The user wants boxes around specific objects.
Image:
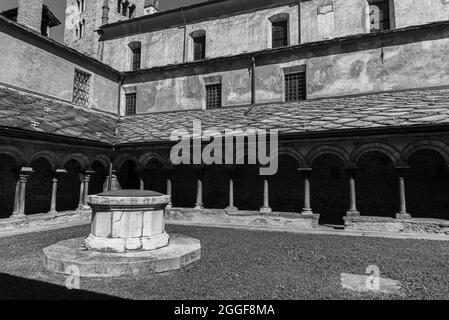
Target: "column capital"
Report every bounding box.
[20,167,34,176]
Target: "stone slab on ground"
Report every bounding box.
[166,208,320,229]
[0,210,90,233]
[344,216,449,235]
[340,273,403,296]
[41,234,201,277]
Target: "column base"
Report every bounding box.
[301,209,314,215]
[225,206,238,214]
[396,213,411,219]
[48,210,58,216]
[259,206,272,214]
[10,213,27,220]
[346,210,360,217]
[194,205,204,210]
[166,203,173,210]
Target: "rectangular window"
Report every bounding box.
[205,83,221,109]
[193,35,206,61]
[132,47,141,71]
[72,69,91,107]
[284,72,306,102]
[125,93,137,115]
[272,20,288,48]
[369,0,391,33]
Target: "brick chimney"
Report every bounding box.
[17,0,43,31]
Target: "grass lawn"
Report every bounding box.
[0,224,448,300]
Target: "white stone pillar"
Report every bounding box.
[259,177,272,214]
[194,167,204,210]
[14,167,34,218]
[346,167,360,217]
[299,168,313,215]
[396,166,411,219]
[225,167,238,213]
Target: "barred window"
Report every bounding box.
[125,93,137,115]
[206,83,221,109]
[193,35,206,61]
[132,47,141,71]
[72,69,91,107]
[272,19,288,48]
[284,72,306,102]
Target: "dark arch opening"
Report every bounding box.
[26,157,52,215]
[118,159,139,189]
[234,165,263,211]
[90,161,107,195]
[407,149,449,220]
[143,159,165,193]
[203,165,228,209]
[0,154,18,218]
[357,151,397,217]
[58,159,82,212]
[311,154,347,225]
[171,165,196,207]
[270,155,302,213]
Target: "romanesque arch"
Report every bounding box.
[306,145,349,167]
[58,159,83,212]
[29,150,57,171]
[0,152,19,218]
[402,140,449,164]
[350,142,401,165]
[310,152,347,225]
[61,153,90,171]
[26,157,53,215]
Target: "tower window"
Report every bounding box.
[205,83,222,109]
[117,0,122,13]
[129,5,136,18]
[284,71,306,102]
[73,69,91,108]
[369,0,392,33]
[192,31,206,61]
[125,93,137,115]
[78,20,85,38]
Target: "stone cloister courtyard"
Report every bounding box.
[1,223,449,300]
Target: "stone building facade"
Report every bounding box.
[1,0,449,234]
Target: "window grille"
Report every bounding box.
[72,69,91,107]
[125,93,137,115]
[284,72,306,102]
[206,83,221,109]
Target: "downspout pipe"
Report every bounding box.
[298,0,301,45]
[181,8,188,63]
[108,75,123,191]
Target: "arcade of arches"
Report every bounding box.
[1,139,449,227]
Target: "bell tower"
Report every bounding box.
[64,0,146,59]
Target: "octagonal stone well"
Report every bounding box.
[85,190,170,253]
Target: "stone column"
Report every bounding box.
[225,166,238,213]
[346,167,360,217]
[396,166,411,219]
[136,167,145,191]
[259,176,272,214]
[48,169,67,215]
[103,169,121,192]
[12,167,34,218]
[82,170,95,209]
[194,166,205,210]
[77,173,85,211]
[165,168,174,209]
[299,168,313,215]
[12,178,20,216]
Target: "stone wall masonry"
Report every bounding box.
[17,0,43,32]
[0,28,119,113]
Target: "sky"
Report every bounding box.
[0,0,205,42]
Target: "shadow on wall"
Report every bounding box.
[0,273,124,300]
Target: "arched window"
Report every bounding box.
[122,1,129,17]
[190,30,206,61]
[117,0,122,13]
[269,13,289,48]
[128,41,141,71]
[79,20,85,38]
[129,4,136,18]
[77,0,85,13]
[368,0,394,33]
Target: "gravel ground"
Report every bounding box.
[0,224,448,300]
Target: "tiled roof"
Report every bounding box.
[0,85,117,143]
[117,88,449,144]
[2,84,449,146]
